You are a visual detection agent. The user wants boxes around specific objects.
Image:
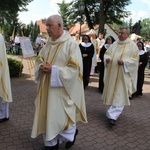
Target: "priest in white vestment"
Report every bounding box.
[102,27,139,126]
[0,33,13,123]
[31,15,87,150]
[87,30,98,75]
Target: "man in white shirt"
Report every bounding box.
[14,33,21,55]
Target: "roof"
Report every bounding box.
[69,24,99,35]
[36,20,47,34]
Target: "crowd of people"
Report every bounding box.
[6,33,48,55]
[0,14,150,150]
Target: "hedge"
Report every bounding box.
[8,58,23,77]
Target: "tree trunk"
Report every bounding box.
[84,5,94,30]
[98,0,105,34]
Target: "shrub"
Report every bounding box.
[8,58,23,77]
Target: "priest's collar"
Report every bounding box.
[117,38,131,45]
[49,31,70,44]
[51,31,66,41]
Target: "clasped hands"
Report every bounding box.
[83,54,88,57]
[106,58,124,65]
[39,62,52,73]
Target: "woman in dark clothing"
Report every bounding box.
[136,41,148,96]
[98,36,115,93]
[79,35,94,88]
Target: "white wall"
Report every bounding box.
[95,24,118,40]
[104,24,118,40]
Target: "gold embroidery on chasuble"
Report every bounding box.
[37,55,44,62]
[0,61,2,67]
[0,61,8,99]
[1,78,8,100]
[66,58,83,81]
[107,44,127,100]
[133,53,139,59]
[37,44,62,125]
[64,117,71,130]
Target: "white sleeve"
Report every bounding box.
[50,65,63,87]
[123,63,129,73]
[35,65,42,83]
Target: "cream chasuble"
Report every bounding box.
[0,33,12,103]
[31,32,87,141]
[102,38,139,107]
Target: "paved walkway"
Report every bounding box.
[0,55,150,150]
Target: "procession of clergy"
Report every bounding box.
[0,14,144,150]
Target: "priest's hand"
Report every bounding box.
[40,62,52,73]
[118,60,124,65]
[83,54,88,57]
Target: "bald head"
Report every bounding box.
[48,15,63,27]
[46,14,64,40]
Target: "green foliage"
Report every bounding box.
[58,0,131,34]
[0,0,33,12]
[8,58,23,77]
[140,18,150,40]
[128,18,133,33]
[0,0,33,36]
[57,0,70,29]
[19,20,41,42]
[66,0,100,29]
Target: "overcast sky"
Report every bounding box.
[18,0,150,24]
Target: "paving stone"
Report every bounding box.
[0,56,150,150]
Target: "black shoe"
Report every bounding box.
[41,142,59,150]
[0,118,9,123]
[65,129,78,149]
[109,119,115,126]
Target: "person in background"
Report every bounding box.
[0,33,13,123]
[79,35,94,88]
[43,36,48,44]
[31,14,87,150]
[130,33,138,43]
[40,39,46,49]
[74,33,81,44]
[14,33,20,55]
[97,33,105,53]
[35,34,41,55]
[88,30,98,75]
[28,35,33,44]
[95,33,105,73]
[102,27,139,126]
[144,41,150,69]
[134,41,148,96]
[8,36,14,53]
[98,36,115,93]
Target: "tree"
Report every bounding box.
[140,18,150,40]
[57,0,70,29]
[98,0,131,34]
[128,18,133,33]
[0,0,33,12]
[0,0,33,36]
[63,0,131,35]
[66,0,100,29]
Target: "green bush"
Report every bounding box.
[8,58,23,77]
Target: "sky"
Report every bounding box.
[18,0,150,24]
